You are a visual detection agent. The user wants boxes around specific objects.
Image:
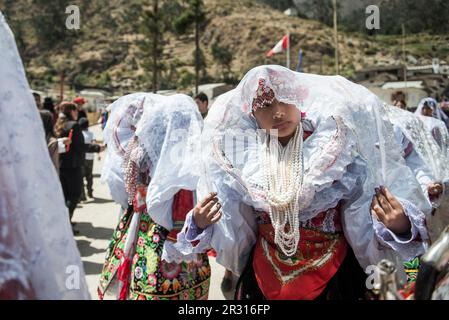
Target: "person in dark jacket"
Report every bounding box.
[55,102,103,229]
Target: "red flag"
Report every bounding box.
[266,35,289,57]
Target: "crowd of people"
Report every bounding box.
[34,92,105,233]
[1,11,449,301]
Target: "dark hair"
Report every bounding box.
[78,117,89,130]
[55,102,77,137]
[39,110,55,143]
[394,99,407,108]
[33,92,41,99]
[43,97,55,113]
[424,101,435,109]
[195,92,209,103]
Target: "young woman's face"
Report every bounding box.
[421,105,433,117]
[253,98,301,140]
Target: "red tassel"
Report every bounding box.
[117,257,132,300]
[207,249,217,258]
[97,287,104,300]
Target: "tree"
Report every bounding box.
[139,0,166,93]
[30,0,78,50]
[173,0,207,94]
[211,39,233,82]
[296,0,334,26]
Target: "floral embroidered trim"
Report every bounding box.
[112,96,146,157]
[132,278,210,299]
[252,78,276,112]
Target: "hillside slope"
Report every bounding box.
[1,0,447,94]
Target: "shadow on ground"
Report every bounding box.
[83,260,104,276]
[81,197,115,205]
[76,239,106,257]
[75,222,114,240]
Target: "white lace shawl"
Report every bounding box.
[0,12,90,300]
[198,65,431,276]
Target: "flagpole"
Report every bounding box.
[333,0,339,75]
[402,23,408,99]
[286,33,291,69]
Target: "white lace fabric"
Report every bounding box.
[386,105,449,183]
[101,93,204,263]
[415,97,449,126]
[0,12,90,300]
[198,65,431,276]
[135,94,204,231]
[101,93,148,208]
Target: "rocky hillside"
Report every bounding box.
[1,0,448,95]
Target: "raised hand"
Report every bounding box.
[370,186,411,235]
[428,183,443,197]
[193,192,222,230]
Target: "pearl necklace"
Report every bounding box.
[262,124,304,257]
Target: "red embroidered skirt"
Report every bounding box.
[253,223,347,300]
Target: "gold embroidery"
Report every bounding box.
[261,236,341,285]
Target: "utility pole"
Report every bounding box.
[333,0,339,75]
[195,2,200,95]
[59,70,65,103]
[152,0,159,93]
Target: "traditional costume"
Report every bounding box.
[98,93,211,300]
[176,66,431,300]
[383,101,449,243]
[415,97,449,128]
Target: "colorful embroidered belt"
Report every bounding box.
[253,222,347,300]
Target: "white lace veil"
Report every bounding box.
[136,94,204,230]
[420,115,449,156]
[101,93,204,230]
[201,65,427,211]
[415,97,449,126]
[101,93,148,208]
[0,12,90,299]
[385,105,449,182]
[200,65,430,274]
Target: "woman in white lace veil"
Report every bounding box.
[388,104,449,241]
[0,11,90,299]
[98,93,220,300]
[177,65,431,300]
[101,93,149,209]
[415,97,449,128]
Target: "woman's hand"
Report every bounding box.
[193,192,222,230]
[428,183,443,197]
[61,137,72,146]
[370,186,411,235]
